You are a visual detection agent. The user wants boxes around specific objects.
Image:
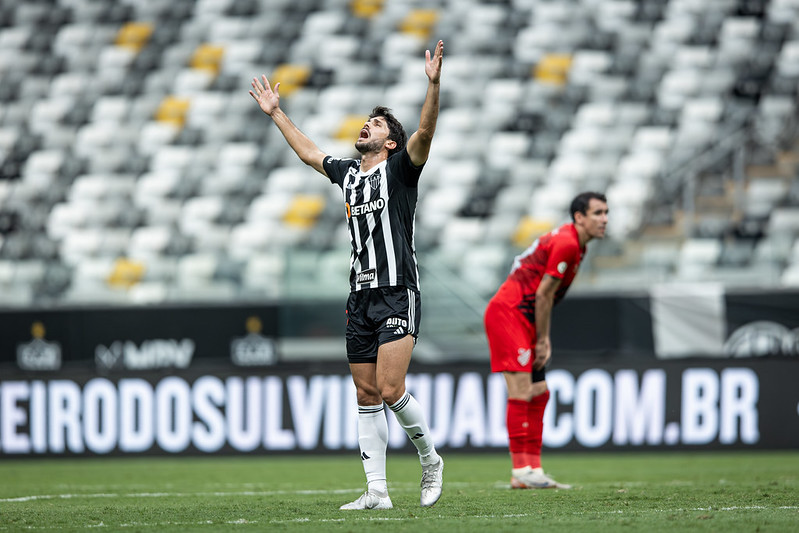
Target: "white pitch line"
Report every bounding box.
[0,489,360,503]
[0,483,491,504]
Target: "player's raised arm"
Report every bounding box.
[250,74,328,176]
[406,40,443,167]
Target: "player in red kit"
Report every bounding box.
[484,191,608,489]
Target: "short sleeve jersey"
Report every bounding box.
[506,223,584,320]
[323,148,423,292]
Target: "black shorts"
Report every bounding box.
[345,286,421,363]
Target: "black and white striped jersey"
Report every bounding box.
[323,148,423,292]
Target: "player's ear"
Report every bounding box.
[385,139,397,151]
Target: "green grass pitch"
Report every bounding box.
[1,451,797,532]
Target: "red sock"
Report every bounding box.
[526,390,550,469]
[506,399,531,469]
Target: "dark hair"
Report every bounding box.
[370,106,407,157]
[570,191,607,221]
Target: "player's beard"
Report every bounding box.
[355,138,384,155]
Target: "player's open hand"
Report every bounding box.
[250,75,280,116]
[534,337,551,371]
[425,40,443,84]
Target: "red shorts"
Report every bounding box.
[484,281,536,373]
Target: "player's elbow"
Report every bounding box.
[408,134,434,165]
[415,127,435,145]
[535,290,555,307]
[297,150,325,171]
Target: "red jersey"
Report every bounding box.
[502,223,584,321]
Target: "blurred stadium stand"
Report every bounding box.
[0,0,798,339]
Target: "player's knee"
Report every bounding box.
[355,385,381,406]
[378,383,405,406]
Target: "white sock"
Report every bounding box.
[388,392,439,465]
[357,404,388,490]
[367,480,388,495]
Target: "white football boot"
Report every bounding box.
[511,466,572,490]
[339,490,393,510]
[420,457,444,507]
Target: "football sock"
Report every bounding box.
[526,390,550,469]
[388,391,439,465]
[507,398,531,469]
[357,404,388,490]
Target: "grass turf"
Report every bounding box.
[0,451,797,532]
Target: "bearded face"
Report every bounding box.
[355,137,385,154]
[355,115,395,156]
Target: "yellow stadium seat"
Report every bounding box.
[270,64,312,97]
[534,54,572,85]
[29,321,47,340]
[351,0,384,18]
[512,216,554,248]
[190,44,225,74]
[107,258,146,289]
[400,9,439,40]
[115,22,154,52]
[334,114,369,142]
[283,195,326,229]
[155,96,191,127]
[245,315,264,335]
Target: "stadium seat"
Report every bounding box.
[753,234,794,265]
[529,184,576,225]
[631,126,674,152]
[127,226,174,259]
[315,248,350,297]
[241,253,286,298]
[228,221,276,259]
[46,203,88,241]
[640,241,680,270]
[458,244,508,296]
[418,186,470,232]
[781,264,799,286]
[573,101,616,127]
[439,217,486,253]
[547,155,590,185]
[59,228,105,266]
[438,159,481,188]
[127,281,169,304]
[676,238,723,280]
[176,253,219,286]
[657,69,702,110]
[767,208,799,237]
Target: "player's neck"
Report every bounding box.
[359,152,387,173]
[575,224,591,248]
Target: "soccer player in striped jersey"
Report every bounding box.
[484,192,608,490]
[250,40,444,510]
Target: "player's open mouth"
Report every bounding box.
[359,128,368,139]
